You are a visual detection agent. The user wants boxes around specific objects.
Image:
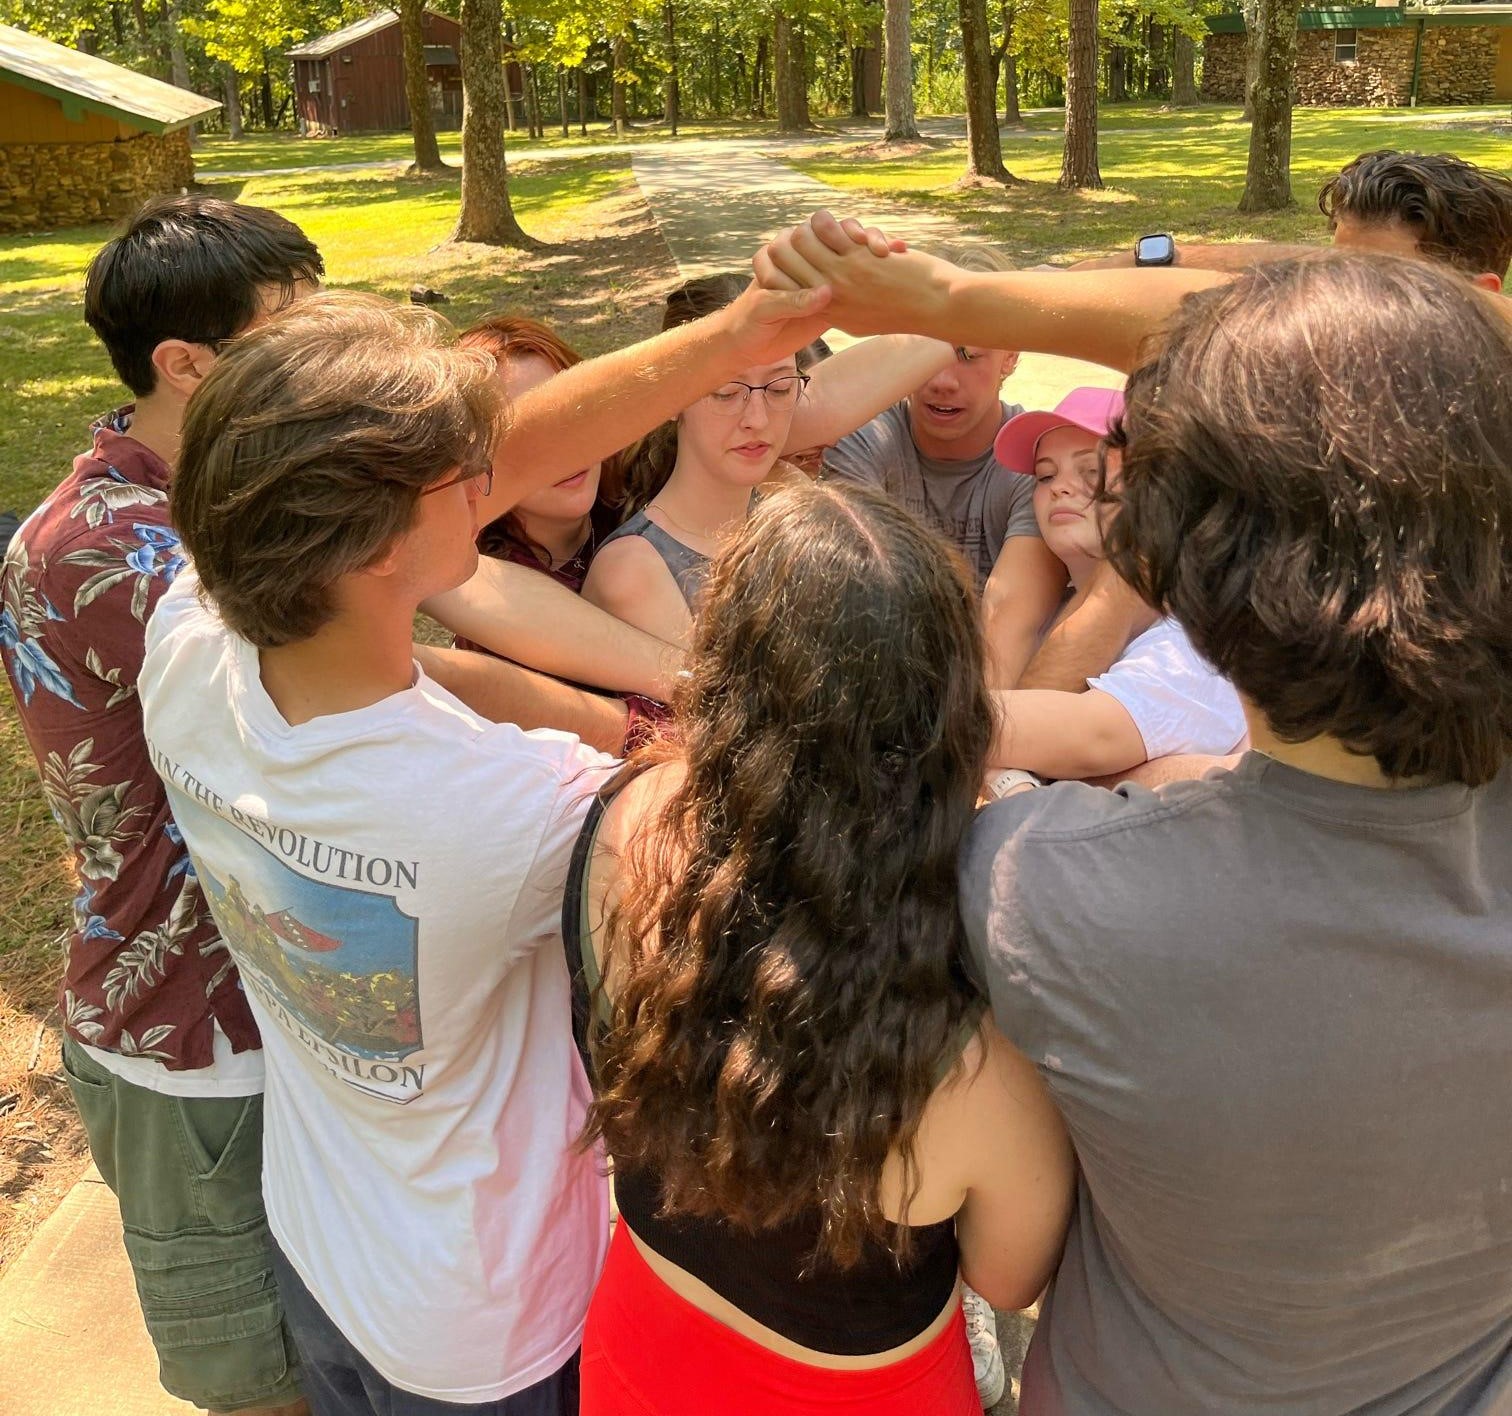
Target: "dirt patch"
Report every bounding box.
[0,942,90,1277]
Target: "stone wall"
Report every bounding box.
[0,129,194,235]
[1418,25,1499,104]
[1202,23,1502,106]
[1202,32,1246,102]
[1295,27,1415,105]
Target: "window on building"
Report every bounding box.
[1335,28,1358,63]
[308,78,321,93]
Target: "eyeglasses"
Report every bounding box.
[423,467,494,497]
[706,374,811,411]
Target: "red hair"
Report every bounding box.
[458,314,625,562]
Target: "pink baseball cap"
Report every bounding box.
[993,386,1125,475]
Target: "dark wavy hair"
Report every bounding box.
[1319,149,1512,280]
[585,480,993,1265]
[621,272,819,512]
[1103,252,1512,787]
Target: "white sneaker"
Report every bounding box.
[962,1285,1006,1409]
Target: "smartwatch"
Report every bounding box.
[985,767,1045,799]
[1134,233,1176,267]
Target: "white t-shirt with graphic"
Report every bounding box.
[140,570,611,1404]
[1089,619,1248,760]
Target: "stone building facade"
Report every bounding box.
[1203,13,1511,106]
[0,128,193,234]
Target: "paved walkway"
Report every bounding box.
[0,1166,192,1415]
[633,143,1121,407]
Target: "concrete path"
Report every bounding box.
[633,143,1121,407]
[0,1165,191,1415]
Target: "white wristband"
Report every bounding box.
[985,767,1045,799]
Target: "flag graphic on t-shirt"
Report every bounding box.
[175,803,423,1070]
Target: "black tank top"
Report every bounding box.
[562,791,969,1357]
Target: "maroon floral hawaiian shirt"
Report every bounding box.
[1,409,258,1069]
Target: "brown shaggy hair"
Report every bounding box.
[1104,252,1512,787]
[585,480,992,1266]
[1319,149,1512,280]
[174,291,502,648]
[459,313,627,563]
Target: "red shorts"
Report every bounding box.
[581,1222,980,1416]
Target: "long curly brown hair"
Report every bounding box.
[585,480,993,1266]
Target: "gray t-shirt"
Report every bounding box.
[959,753,1512,1415]
[822,400,1037,588]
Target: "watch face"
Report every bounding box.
[1136,234,1175,265]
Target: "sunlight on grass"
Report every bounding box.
[790,105,1509,262]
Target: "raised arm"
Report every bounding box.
[493,283,833,509]
[422,557,685,700]
[1067,240,1322,272]
[787,335,956,452]
[755,212,1231,372]
[1018,563,1158,691]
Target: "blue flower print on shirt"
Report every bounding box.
[164,821,197,882]
[124,524,186,581]
[2,627,83,708]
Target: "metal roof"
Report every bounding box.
[0,22,219,133]
[287,8,461,59]
[1207,2,1512,29]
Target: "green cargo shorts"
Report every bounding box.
[61,1040,303,1412]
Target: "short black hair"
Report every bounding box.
[1319,150,1512,280]
[84,195,325,396]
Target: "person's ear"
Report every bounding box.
[1470,271,1502,293]
[150,339,218,400]
[1000,350,1022,379]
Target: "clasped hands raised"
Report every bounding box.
[750,210,951,341]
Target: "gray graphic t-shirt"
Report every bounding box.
[959,754,1512,1415]
[822,400,1038,588]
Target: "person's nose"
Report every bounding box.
[739,391,773,432]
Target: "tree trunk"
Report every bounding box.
[774,13,810,131]
[452,0,531,246]
[558,67,570,135]
[754,34,770,117]
[850,46,867,116]
[1242,0,1262,118]
[401,0,445,172]
[883,0,919,139]
[1108,39,1127,101]
[222,65,244,139]
[1172,30,1199,105]
[260,57,274,128]
[526,64,543,138]
[712,18,722,113]
[161,0,189,88]
[960,0,1011,180]
[577,66,589,135]
[664,0,679,132]
[1147,21,1169,97]
[997,2,1023,124]
[1238,0,1300,211]
[1059,0,1102,189]
[611,36,629,134]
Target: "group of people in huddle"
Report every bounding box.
[3,146,1510,1416]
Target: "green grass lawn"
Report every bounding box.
[193,116,794,174]
[787,103,1512,265]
